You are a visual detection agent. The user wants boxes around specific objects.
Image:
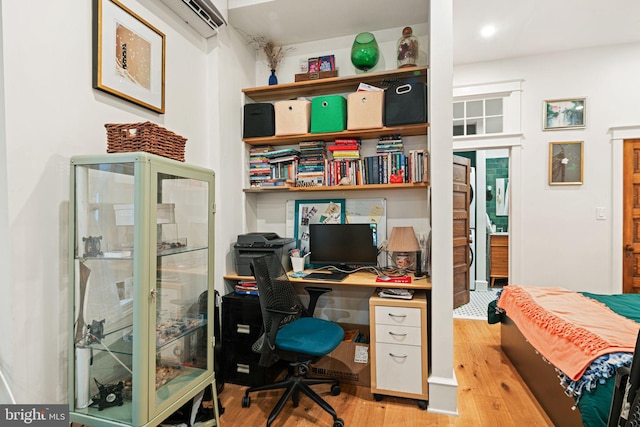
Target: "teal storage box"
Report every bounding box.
[310,95,347,133]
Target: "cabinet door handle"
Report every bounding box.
[388,331,407,337]
[387,313,407,318]
[389,352,408,358]
[237,324,251,334]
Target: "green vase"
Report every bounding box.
[351,32,379,72]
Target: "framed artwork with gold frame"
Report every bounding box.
[93,0,165,113]
[549,141,583,185]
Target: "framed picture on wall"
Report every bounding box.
[543,98,586,130]
[93,0,166,113]
[549,141,583,185]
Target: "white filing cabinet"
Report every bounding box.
[369,291,428,409]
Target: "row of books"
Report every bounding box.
[324,150,429,186]
[248,136,428,188]
[297,141,326,187]
[249,146,301,187]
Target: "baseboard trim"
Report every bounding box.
[427,374,458,416]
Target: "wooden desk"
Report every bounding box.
[222,271,431,402]
[223,271,432,290]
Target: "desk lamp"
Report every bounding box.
[387,226,421,276]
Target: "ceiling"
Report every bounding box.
[227,0,640,65]
[227,0,427,45]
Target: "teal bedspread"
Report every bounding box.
[576,292,640,427]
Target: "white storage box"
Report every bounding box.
[275,100,311,136]
[347,91,384,130]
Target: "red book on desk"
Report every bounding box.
[375,275,412,284]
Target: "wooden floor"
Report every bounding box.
[216,319,555,427]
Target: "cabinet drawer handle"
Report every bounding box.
[389,352,408,358]
[237,324,251,334]
[388,331,407,337]
[387,313,407,318]
[237,363,250,374]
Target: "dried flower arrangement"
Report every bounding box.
[247,34,294,71]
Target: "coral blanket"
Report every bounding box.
[498,286,640,380]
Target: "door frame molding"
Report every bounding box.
[611,126,640,293]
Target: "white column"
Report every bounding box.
[427,0,458,416]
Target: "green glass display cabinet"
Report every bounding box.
[68,152,219,427]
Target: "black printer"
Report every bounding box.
[234,232,296,276]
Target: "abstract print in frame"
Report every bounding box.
[93,0,165,113]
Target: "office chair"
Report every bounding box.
[241,253,345,427]
[608,329,640,427]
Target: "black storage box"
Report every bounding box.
[243,103,275,138]
[384,82,427,126]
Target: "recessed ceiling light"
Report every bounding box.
[481,25,496,38]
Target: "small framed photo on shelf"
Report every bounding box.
[549,141,583,185]
[308,57,320,73]
[319,55,336,71]
[543,98,586,130]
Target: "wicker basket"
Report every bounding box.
[105,122,187,162]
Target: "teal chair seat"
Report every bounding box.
[275,317,344,356]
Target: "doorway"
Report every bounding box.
[623,139,640,293]
[457,149,510,292]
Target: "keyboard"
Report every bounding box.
[304,271,349,282]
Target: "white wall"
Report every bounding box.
[454,42,640,294]
[0,0,220,403]
[213,26,257,286]
[0,1,14,405]
[261,23,428,86]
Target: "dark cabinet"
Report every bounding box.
[221,292,285,386]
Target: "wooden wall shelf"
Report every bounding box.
[243,182,429,193]
[242,66,428,103]
[243,123,429,146]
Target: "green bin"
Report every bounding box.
[310,95,347,133]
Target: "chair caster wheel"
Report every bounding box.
[418,400,427,410]
[331,384,341,396]
[333,417,345,427]
[292,393,300,408]
[241,395,251,408]
[373,393,383,402]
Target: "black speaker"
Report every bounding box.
[384,82,427,126]
[243,103,275,138]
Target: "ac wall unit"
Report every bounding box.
[160,0,227,38]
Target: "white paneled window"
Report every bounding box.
[453,80,523,140]
[453,98,504,136]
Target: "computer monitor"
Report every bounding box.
[308,223,378,269]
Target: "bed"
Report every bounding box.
[495,286,640,427]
